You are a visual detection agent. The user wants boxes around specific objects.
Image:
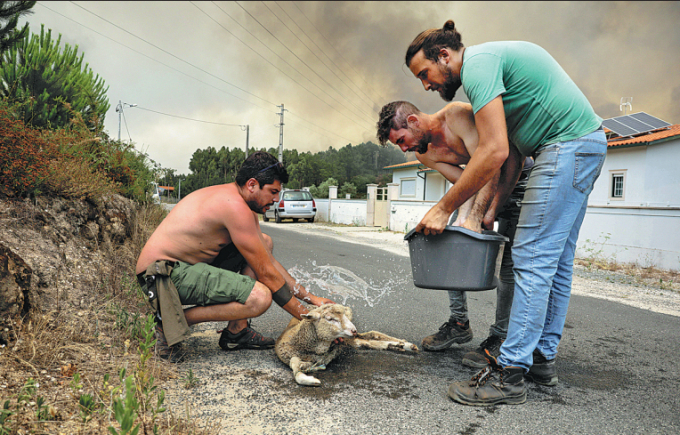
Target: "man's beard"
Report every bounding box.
[246,199,272,214]
[437,64,461,102]
[411,128,431,154]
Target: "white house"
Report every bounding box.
[577,123,680,270]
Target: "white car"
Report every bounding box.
[264,190,316,223]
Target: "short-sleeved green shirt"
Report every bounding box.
[461,41,602,156]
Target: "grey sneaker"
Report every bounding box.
[448,351,526,406]
[421,319,472,351]
[526,350,558,386]
[462,335,504,368]
[219,322,275,351]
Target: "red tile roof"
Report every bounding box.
[607,124,680,148]
[383,160,422,170]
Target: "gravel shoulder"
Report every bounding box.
[262,221,680,318]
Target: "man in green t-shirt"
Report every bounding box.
[405,20,607,406]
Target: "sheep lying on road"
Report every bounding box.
[275,304,418,386]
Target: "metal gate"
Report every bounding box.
[374,187,388,228]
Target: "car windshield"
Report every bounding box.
[283,191,312,201]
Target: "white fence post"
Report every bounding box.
[328,186,338,223]
[387,183,399,231]
[366,184,378,227]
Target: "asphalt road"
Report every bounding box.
[165,223,680,435]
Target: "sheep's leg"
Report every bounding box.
[307,362,327,372]
[290,357,321,386]
[351,331,419,352]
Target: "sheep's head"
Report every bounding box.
[301,304,357,341]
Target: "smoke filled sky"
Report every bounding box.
[21,1,680,173]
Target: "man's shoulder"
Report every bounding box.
[182,183,245,210]
[443,101,473,115]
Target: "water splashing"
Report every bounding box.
[289,264,405,307]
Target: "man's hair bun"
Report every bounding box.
[443,20,456,31]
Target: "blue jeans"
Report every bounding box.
[497,128,606,370]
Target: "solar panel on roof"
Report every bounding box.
[630,112,671,130]
[603,112,670,138]
[602,119,638,137]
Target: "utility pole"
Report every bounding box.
[241,125,250,158]
[115,100,137,142]
[276,104,287,162]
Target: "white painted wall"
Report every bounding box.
[577,206,680,270]
[330,199,367,226]
[389,200,439,234]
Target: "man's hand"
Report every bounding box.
[308,295,336,307]
[415,204,450,235]
[482,207,496,231]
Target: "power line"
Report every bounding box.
[255,1,377,121]
[292,1,387,104]
[207,1,374,130]
[134,106,244,126]
[69,1,279,109]
[41,2,367,147]
[38,3,277,116]
[271,1,381,111]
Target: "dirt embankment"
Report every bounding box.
[0,194,137,344]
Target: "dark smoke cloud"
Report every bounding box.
[21,1,680,172]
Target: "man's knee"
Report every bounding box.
[261,234,273,252]
[247,282,273,315]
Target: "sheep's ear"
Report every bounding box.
[302,311,321,320]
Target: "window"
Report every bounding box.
[400,178,416,197]
[610,171,626,200]
[283,191,312,201]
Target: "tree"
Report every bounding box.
[340,182,357,198]
[0,1,35,56]
[0,24,109,131]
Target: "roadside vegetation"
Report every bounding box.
[0,5,219,432]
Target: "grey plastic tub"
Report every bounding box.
[404,226,509,291]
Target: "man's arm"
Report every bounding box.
[227,209,313,319]
[482,143,524,230]
[415,96,509,235]
[463,169,500,232]
[269,253,334,307]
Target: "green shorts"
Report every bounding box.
[170,244,256,306]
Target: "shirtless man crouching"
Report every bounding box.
[136,151,335,361]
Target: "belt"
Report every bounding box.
[137,272,146,287]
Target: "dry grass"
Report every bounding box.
[0,203,221,435]
[574,257,679,292]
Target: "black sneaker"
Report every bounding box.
[421,318,473,351]
[526,349,558,386]
[219,322,275,351]
[448,351,526,406]
[154,324,185,363]
[462,335,504,368]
